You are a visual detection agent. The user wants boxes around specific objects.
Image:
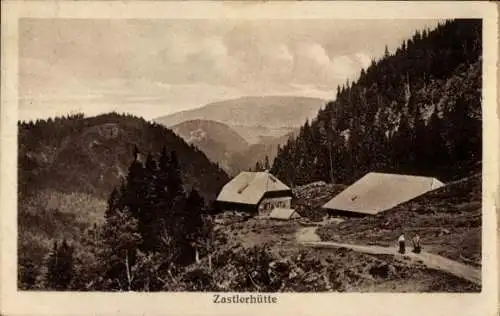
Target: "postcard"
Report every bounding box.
[1,1,498,316]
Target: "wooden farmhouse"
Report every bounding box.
[216,171,293,215]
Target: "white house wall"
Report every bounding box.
[258,197,292,215]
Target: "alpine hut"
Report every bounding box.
[322,172,445,216]
[216,171,293,215]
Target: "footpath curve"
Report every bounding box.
[296,226,481,285]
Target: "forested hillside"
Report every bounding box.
[18,112,229,200]
[272,19,482,186]
[18,113,229,290]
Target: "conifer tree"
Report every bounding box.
[46,239,74,290]
[46,241,59,289]
[58,240,74,289]
[426,107,448,173]
[106,187,119,219]
[392,113,413,171]
[140,153,162,252]
[124,147,147,219]
[157,146,171,215]
[412,107,427,172]
[19,256,39,289]
[167,151,185,201]
[183,188,206,263]
[255,161,263,172]
[264,156,270,171]
[99,207,142,291]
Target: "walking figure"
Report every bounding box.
[412,234,421,254]
[398,233,405,254]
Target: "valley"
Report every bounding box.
[155,96,325,175]
[168,118,300,175]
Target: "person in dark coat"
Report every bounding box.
[412,234,421,253]
[398,233,405,254]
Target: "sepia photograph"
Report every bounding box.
[1,1,499,316]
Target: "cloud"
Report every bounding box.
[303,43,331,67]
[355,52,372,70]
[19,18,441,120]
[330,55,358,80]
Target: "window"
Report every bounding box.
[237,183,249,194]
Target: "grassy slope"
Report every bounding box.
[317,173,481,267]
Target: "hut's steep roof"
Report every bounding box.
[216,171,291,205]
[323,172,444,215]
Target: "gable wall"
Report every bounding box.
[258,196,292,216]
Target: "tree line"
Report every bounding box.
[271,19,482,186]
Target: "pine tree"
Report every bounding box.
[106,187,119,219]
[45,239,74,290]
[58,240,74,289]
[19,256,39,289]
[99,207,142,291]
[157,146,171,214]
[425,106,449,175]
[140,153,162,252]
[124,147,147,219]
[384,45,390,58]
[255,161,263,172]
[391,113,413,171]
[167,151,184,199]
[46,241,59,289]
[264,156,270,171]
[183,188,206,263]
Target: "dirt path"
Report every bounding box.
[296,227,481,285]
[295,226,321,242]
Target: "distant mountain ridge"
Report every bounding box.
[155,95,325,174]
[155,95,326,142]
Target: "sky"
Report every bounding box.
[19,18,440,121]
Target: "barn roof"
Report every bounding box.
[323,172,445,215]
[269,208,301,220]
[216,171,291,205]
